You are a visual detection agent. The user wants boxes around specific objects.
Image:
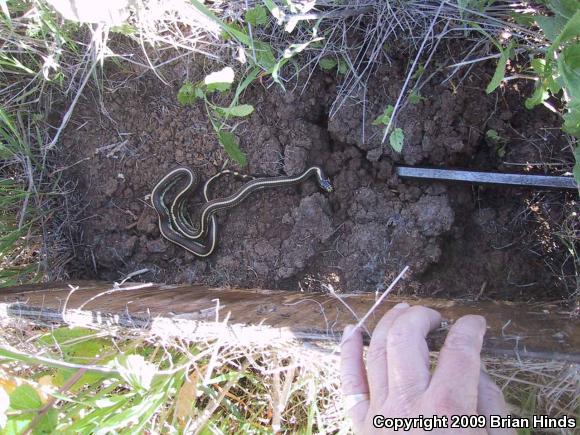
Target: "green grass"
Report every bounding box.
[0,0,82,287]
[0,325,343,433]
[0,109,37,286]
[0,324,577,433]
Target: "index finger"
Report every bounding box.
[427,315,487,415]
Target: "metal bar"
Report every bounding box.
[396,166,578,190]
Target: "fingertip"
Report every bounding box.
[393,305,442,332]
[455,314,487,337]
[342,324,361,341]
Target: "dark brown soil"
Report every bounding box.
[55,48,576,301]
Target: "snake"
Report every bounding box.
[151,166,333,257]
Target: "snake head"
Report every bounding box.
[319,177,334,193]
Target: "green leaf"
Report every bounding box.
[177,82,199,106]
[486,129,500,143]
[38,327,109,361]
[253,41,277,71]
[558,9,580,43]
[319,58,337,71]
[337,59,349,75]
[372,105,394,126]
[563,100,580,137]
[389,128,405,153]
[547,0,580,19]
[510,11,536,27]
[245,5,268,26]
[536,15,567,41]
[408,91,425,104]
[531,58,546,75]
[35,409,57,434]
[525,84,549,109]
[486,42,513,94]
[10,385,42,410]
[218,131,247,166]
[204,67,235,92]
[215,104,254,117]
[114,354,156,391]
[559,43,580,100]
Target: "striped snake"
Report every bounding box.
[151,166,333,257]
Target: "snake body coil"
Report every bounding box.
[151,166,333,257]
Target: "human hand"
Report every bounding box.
[340,303,513,434]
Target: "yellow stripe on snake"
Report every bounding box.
[151,166,333,257]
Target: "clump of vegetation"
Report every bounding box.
[177,67,256,166]
[486,0,580,181]
[0,1,84,286]
[0,321,577,433]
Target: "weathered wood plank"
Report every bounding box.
[1,281,578,362]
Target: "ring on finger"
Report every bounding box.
[343,393,370,411]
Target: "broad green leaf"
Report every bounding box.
[547,0,580,18]
[558,44,580,100]
[36,409,57,434]
[389,128,405,153]
[54,368,107,391]
[563,100,580,137]
[319,58,337,70]
[536,15,567,41]
[177,82,199,106]
[204,67,235,92]
[38,327,110,361]
[486,42,513,94]
[372,105,394,126]
[558,10,580,43]
[218,131,247,166]
[114,354,156,391]
[253,41,277,71]
[215,104,254,117]
[525,84,549,109]
[9,385,42,410]
[245,5,268,26]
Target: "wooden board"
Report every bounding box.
[1,281,578,362]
